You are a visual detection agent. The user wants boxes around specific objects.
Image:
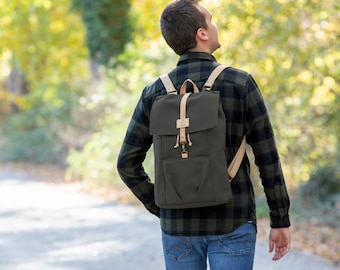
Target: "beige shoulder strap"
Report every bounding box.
[160,74,177,95]
[204,65,229,90]
[161,64,228,94]
[228,136,246,180]
[203,65,246,180]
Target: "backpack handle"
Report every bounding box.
[180,79,200,94]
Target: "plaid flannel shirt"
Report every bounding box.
[117,52,290,236]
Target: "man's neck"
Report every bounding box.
[189,45,213,54]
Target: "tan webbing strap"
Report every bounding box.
[160,74,177,95]
[203,65,246,179]
[177,93,191,159]
[228,136,246,180]
[204,65,228,90]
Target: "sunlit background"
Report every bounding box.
[0,0,339,263]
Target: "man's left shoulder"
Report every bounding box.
[220,66,251,86]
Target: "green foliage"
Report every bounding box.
[66,0,175,184]
[67,0,340,188]
[71,0,131,66]
[65,72,131,184]
[0,0,88,85]
[0,0,92,164]
[300,164,340,203]
[0,0,339,195]
[66,42,174,184]
[0,127,55,164]
[0,107,62,164]
[295,162,340,227]
[0,81,89,164]
[213,0,340,183]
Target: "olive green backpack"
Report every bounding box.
[150,65,246,209]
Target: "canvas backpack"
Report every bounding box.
[149,65,246,209]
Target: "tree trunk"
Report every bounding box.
[5,67,28,113]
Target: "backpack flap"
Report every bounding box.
[149,90,220,136]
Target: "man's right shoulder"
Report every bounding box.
[142,77,168,99]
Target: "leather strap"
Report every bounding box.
[178,93,191,158]
[228,136,246,180]
[180,79,200,94]
[203,65,247,179]
[204,65,228,90]
[160,74,177,94]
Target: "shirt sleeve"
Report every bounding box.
[244,75,290,228]
[117,90,160,217]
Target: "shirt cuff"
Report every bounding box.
[270,215,291,228]
[145,200,160,218]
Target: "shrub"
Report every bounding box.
[299,164,340,204]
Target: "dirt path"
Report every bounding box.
[0,168,336,270]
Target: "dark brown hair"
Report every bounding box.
[160,0,208,55]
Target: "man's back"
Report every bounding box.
[118,1,291,268]
[145,52,256,236]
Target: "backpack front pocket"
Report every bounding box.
[161,156,214,207]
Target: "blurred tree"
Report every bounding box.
[213,0,340,184]
[0,0,338,190]
[68,0,340,188]
[66,0,173,183]
[0,0,90,163]
[71,0,131,71]
[0,0,88,110]
[5,67,28,113]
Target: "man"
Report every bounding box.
[117,0,291,269]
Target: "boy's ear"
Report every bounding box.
[196,28,209,41]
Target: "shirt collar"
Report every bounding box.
[177,52,217,66]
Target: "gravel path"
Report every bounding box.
[0,168,336,270]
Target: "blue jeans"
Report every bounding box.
[162,222,256,270]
